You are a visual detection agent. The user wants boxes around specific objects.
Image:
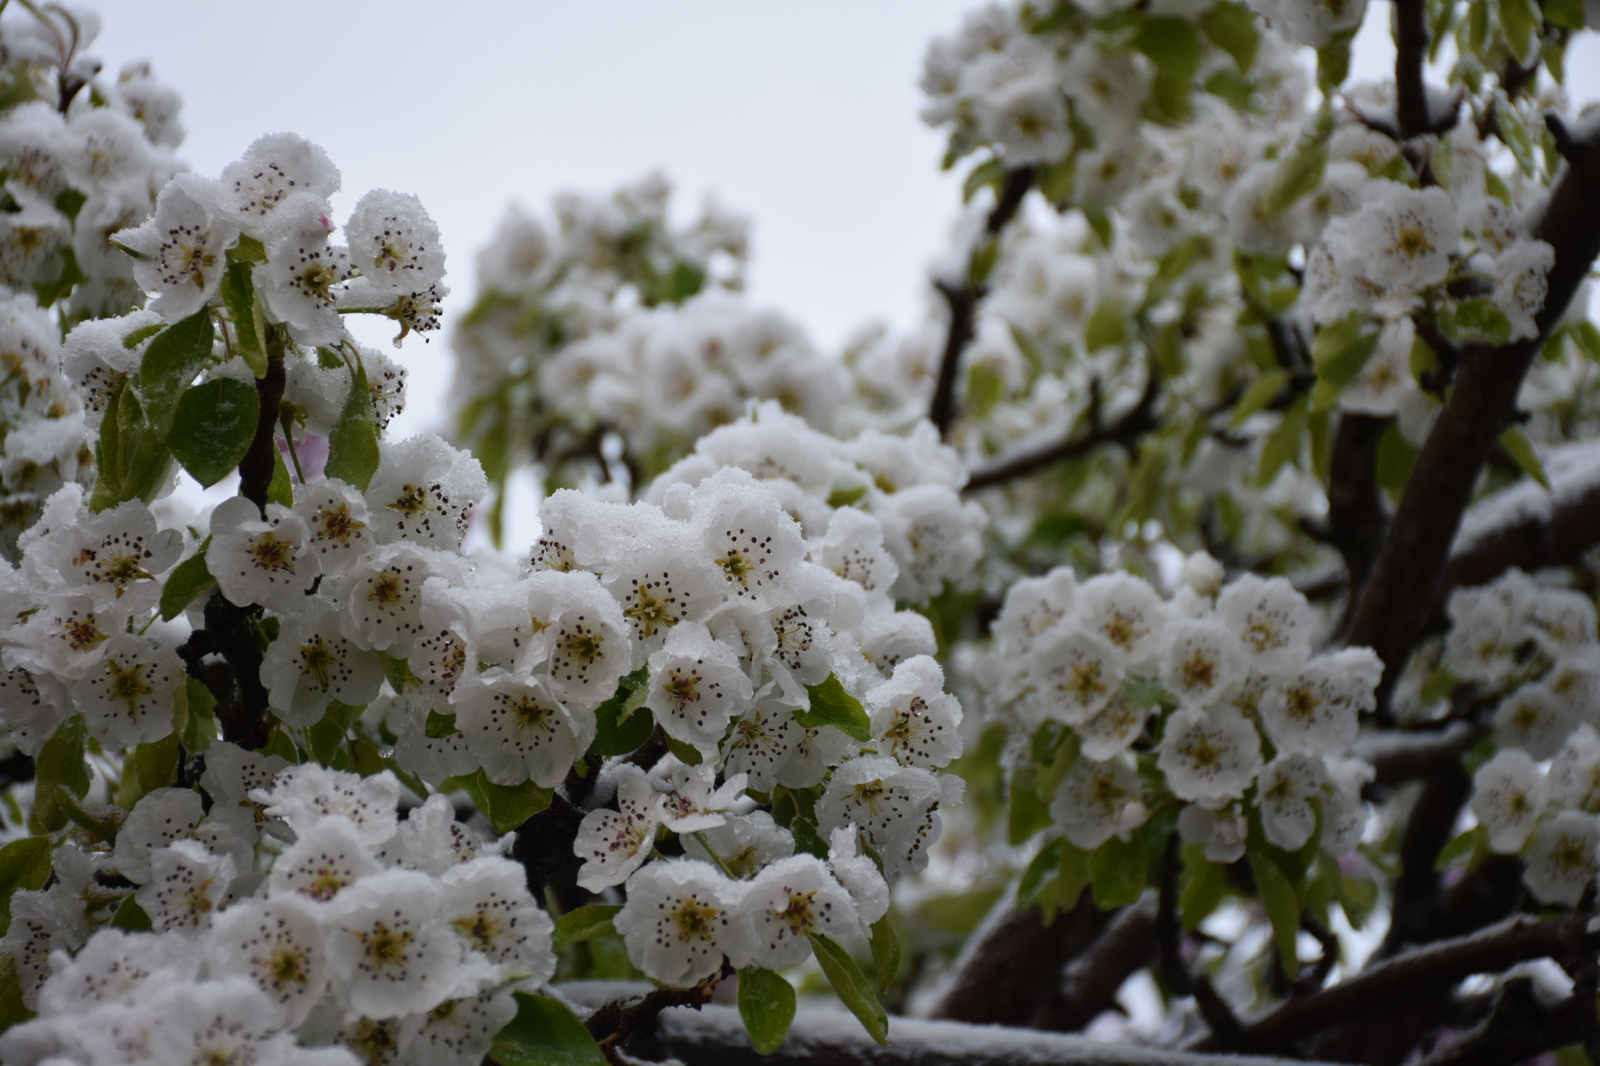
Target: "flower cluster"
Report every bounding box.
[985,559,1377,863]
[1442,571,1600,907]
[448,175,753,526]
[114,132,445,344]
[0,8,187,559]
[0,763,548,1066]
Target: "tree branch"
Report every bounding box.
[1035,892,1158,1032]
[1199,915,1580,1056]
[929,166,1036,438]
[1346,119,1600,706]
[1322,414,1391,638]
[964,370,1162,493]
[932,888,1114,1026]
[643,998,1327,1066]
[1157,837,1245,1048]
[1353,722,1487,788]
[1395,0,1431,139]
[1430,442,1600,630]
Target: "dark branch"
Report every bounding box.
[1322,414,1392,639]
[1394,0,1431,139]
[964,370,1162,493]
[1200,915,1580,1055]
[1157,837,1245,1048]
[1430,461,1600,631]
[1036,893,1158,1032]
[929,166,1036,438]
[644,999,1327,1066]
[1346,122,1600,705]
[584,971,725,1058]
[1353,722,1488,788]
[237,339,287,517]
[932,888,1113,1026]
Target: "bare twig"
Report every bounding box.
[929,166,1036,438]
[584,971,725,1059]
[964,370,1162,492]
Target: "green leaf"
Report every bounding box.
[122,323,165,350]
[1315,28,1355,92]
[0,837,53,931]
[1199,1,1261,73]
[1137,18,1201,123]
[1085,300,1128,351]
[112,733,180,811]
[110,895,152,931]
[159,541,216,621]
[424,711,459,739]
[1008,768,1052,845]
[1435,824,1489,872]
[968,238,1000,288]
[181,675,217,753]
[591,700,654,757]
[962,156,1006,204]
[1230,368,1290,427]
[167,378,259,488]
[1495,95,1537,176]
[797,674,872,743]
[664,734,704,766]
[31,716,89,834]
[1179,846,1228,931]
[1376,422,1419,494]
[491,992,607,1066]
[0,953,32,1031]
[552,904,622,950]
[827,485,869,509]
[791,815,830,859]
[1250,850,1302,974]
[268,443,294,508]
[808,933,889,1045]
[325,362,381,491]
[138,310,216,437]
[1498,0,1541,65]
[738,967,797,1055]
[34,246,87,308]
[1454,297,1513,345]
[1017,838,1066,908]
[869,915,900,993]
[1546,0,1585,29]
[1499,426,1550,488]
[590,667,654,756]
[1257,400,1307,486]
[377,652,412,693]
[1090,833,1148,909]
[1039,843,1093,922]
[455,770,553,834]
[306,701,363,766]
[220,262,268,377]
[1264,125,1330,218]
[227,234,268,265]
[1311,311,1378,379]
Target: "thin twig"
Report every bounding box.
[928,166,1036,438]
[964,369,1162,492]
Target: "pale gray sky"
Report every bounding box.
[94,1,1600,446]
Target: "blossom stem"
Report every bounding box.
[692,832,738,880]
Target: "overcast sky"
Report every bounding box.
[94,1,1600,446]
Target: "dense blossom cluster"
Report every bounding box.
[0,764,544,1066]
[985,559,1378,861]
[1440,571,1600,906]
[0,8,186,557]
[448,176,782,519]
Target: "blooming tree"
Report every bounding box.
[2,0,1600,1063]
